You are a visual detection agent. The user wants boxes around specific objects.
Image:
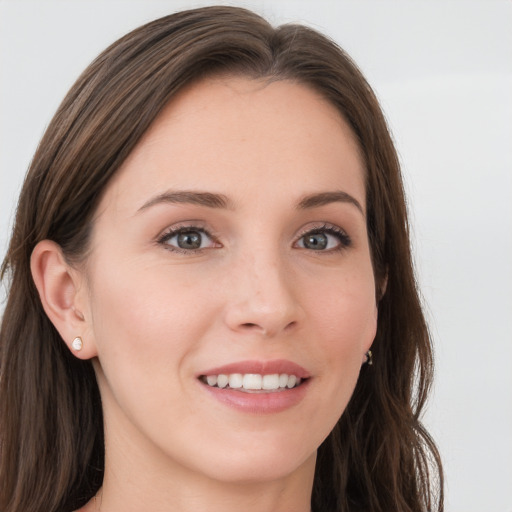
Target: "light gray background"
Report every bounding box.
[1,1,511,510]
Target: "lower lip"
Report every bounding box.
[199,380,310,414]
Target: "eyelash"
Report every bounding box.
[295,223,352,252]
[156,223,352,254]
[157,224,218,254]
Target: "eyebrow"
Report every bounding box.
[297,191,364,215]
[137,190,233,213]
[137,189,364,216]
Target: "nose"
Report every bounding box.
[223,251,302,338]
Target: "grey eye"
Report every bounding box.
[176,231,203,250]
[163,229,215,251]
[302,232,329,250]
[296,227,351,251]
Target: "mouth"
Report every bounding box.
[199,373,305,393]
[197,360,311,413]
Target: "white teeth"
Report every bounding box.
[203,373,303,391]
[262,374,280,390]
[279,374,289,388]
[287,375,297,388]
[217,374,228,388]
[206,375,217,386]
[243,373,262,390]
[228,374,243,389]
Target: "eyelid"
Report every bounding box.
[294,222,352,251]
[156,222,220,253]
[155,221,351,254]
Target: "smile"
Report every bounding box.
[200,373,303,392]
[197,360,311,412]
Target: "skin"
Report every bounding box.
[32,77,377,512]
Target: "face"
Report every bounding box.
[80,77,377,484]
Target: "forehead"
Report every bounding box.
[100,76,366,216]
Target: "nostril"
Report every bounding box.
[239,320,297,335]
[284,321,297,331]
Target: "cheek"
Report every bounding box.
[303,268,377,406]
[307,267,377,349]
[85,257,223,439]
[86,256,219,378]
[93,254,203,323]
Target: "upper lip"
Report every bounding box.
[198,359,310,379]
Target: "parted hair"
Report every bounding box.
[0,6,443,512]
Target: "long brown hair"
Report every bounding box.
[0,6,443,512]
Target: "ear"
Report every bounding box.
[362,279,383,365]
[361,301,378,365]
[381,271,388,298]
[30,240,97,359]
[377,268,389,302]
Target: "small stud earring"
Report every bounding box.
[72,336,83,351]
[365,350,373,365]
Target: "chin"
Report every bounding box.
[199,449,317,485]
[179,428,320,485]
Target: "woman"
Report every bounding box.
[0,6,443,512]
